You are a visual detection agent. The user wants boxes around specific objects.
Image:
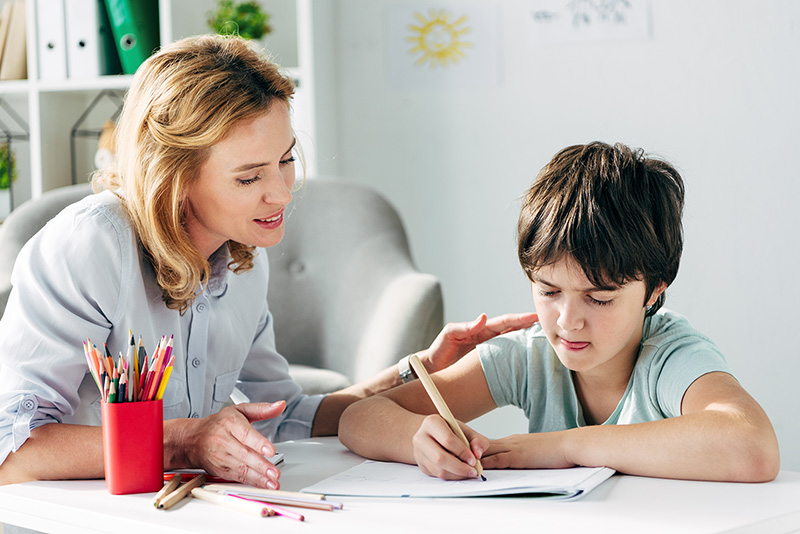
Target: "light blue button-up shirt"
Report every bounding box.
[0,191,323,466]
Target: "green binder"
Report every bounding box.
[103,0,160,74]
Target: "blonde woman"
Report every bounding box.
[0,35,536,489]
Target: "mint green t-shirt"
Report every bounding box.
[478,309,732,430]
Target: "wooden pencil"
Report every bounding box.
[159,474,206,510]
[409,354,486,480]
[191,487,274,517]
[153,477,181,508]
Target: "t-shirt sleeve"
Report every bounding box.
[652,334,733,418]
[478,329,531,411]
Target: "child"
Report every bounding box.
[339,142,779,482]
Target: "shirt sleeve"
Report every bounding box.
[234,255,323,442]
[478,329,531,411]
[651,332,733,418]
[0,200,128,466]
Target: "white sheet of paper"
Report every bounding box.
[303,460,614,501]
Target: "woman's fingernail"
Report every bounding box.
[467,457,475,466]
[268,469,278,479]
[267,480,278,490]
[468,469,477,478]
[262,446,274,456]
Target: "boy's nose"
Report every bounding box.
[557,301,584,332]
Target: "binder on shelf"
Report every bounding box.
[35,0,68,80]
[0,0,28,81]
[102,0,159,75]
[0,1,14,68]
[65,0,122,78]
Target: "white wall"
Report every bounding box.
[311,0,800,470]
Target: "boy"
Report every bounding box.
[339,142,779,482]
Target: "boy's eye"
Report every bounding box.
[589,296,613,306]
[538,290,558,298]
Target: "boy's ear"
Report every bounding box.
[646,282,668,307]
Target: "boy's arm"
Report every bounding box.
[339,350,497,479]
[481,372,780,482]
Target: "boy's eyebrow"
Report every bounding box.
[532,274,617,293]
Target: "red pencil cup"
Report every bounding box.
[101,399,164,495]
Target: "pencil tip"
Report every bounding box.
[480,474,487,481]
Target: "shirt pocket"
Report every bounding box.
[161,378,187,419]
[211,368,241,414]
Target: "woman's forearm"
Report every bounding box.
[0,423,104,485]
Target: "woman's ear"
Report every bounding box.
[646,281,668,307]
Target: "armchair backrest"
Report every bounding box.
[266,178,443,382]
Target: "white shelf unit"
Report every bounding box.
[0,0,315,216]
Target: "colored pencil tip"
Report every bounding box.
[480,474,487,481]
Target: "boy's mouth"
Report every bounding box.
[560,339,590,351]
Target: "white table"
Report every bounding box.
[1,437,799,534]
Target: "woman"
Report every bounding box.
[0,35,536,489]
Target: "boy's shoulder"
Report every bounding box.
[642,308,722,356]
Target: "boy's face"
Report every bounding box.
[530,256,665,379]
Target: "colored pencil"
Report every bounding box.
[191,487,275,517]
[159,474,206,510]
[153,477,181,508]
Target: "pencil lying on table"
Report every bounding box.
[409,353,486,481]
[191,487,275,518]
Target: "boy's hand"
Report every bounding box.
[412,414,489,480]
[423,312,539,373]
[481,432,575,470]
[174,401,286,489]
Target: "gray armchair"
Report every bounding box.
[0,179,444,395]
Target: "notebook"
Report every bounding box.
[302,460,614,501]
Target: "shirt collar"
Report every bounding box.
[206,246,230,297]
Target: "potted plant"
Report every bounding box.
[207,0,272,40]
[0,142,15,219]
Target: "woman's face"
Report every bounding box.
[183,104,296,259]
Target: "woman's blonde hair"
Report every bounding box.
[93,34,295,313]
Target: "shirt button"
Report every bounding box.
[190,413,200,418]
[21,398,35,411]
[196,303,206,312]
[192,358,201,368]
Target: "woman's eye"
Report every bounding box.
[280,156,296,166]
[238,175,260,186]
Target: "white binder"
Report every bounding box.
[36,0,69,80]
[64,0,108,78]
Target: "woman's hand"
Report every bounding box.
[170,401,286,489]
[411,414,490,480]
[422,312,539,373]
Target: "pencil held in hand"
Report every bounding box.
[408,354,486,481]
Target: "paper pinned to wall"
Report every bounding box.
[529,0,651,43]
[385,5,501,89]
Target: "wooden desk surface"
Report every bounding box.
[1,437,799,534]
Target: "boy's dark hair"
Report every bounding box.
[517,142,684,316]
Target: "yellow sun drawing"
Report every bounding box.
[406,9,473,68]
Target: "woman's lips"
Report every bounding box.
[560,339,590,351]
[254,210,284,229]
